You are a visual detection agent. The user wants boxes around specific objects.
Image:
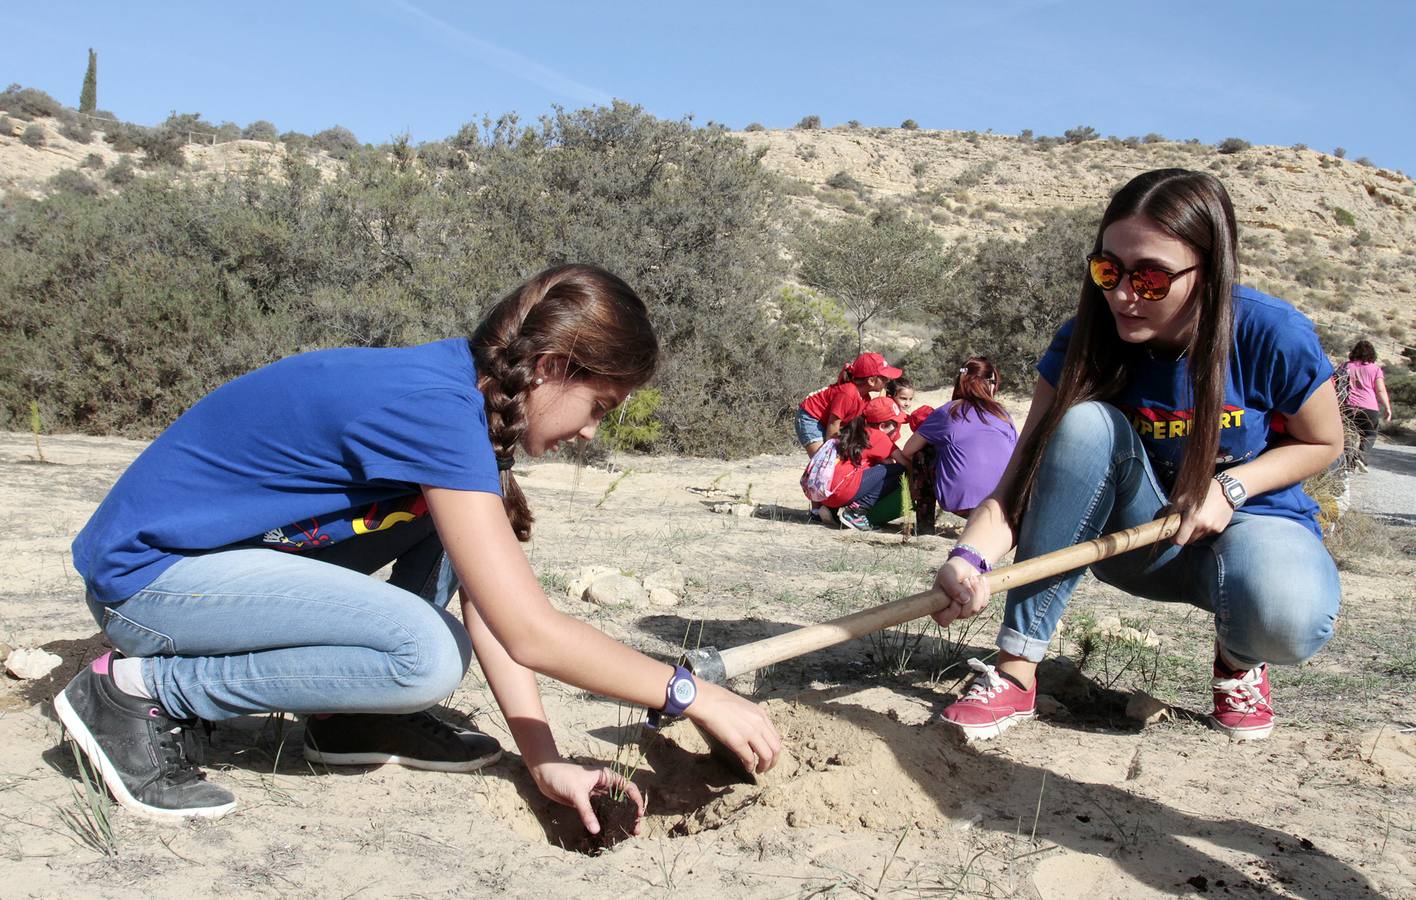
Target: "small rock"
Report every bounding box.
[643,567,686,594]
[585,573,648,609]
[648,587,680,608]
[730,503,755,518]
[1126,690,1174,725]
[1035,694,1069,718]
[567,566,618,601]
[0,641,13,662]
[5,648,63,680]
[1096,614,1123,634]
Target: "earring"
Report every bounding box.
[534,377,544,385]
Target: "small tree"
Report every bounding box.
[79,48,98,113]
[743,122,765,132]
[795,114,822,130]
[900,118,919,130]
[797,209,950,349]
[1216,137,1250,154]
[1063,125,1098,144]
[1334,146,1347,159]
[241,120,278,142]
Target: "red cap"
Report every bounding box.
[907,405,935,431]
[864,396,906,425]
[847,352,903,380]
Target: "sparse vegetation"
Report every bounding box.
[743,122,764,132]
[20,123,46,147]
[1216,137,1250,154]
[1063,125,1098,144]
[795,115,822,130]
[900,118,919,130]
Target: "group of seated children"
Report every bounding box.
[797,352,1018,529]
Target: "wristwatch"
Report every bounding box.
[1213,472,1247,509]
[645,665,697,730]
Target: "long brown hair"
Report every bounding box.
[949,356,1009,423]
[470,264,658,540]
[1006,169,1237,527]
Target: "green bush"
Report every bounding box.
[795,115,821,130]
[1387,373,1416,407]
[0,114,15,136]
[927,205,1098,387]
[47,169,100,196]
[1063,125,1098,144]
[1333,206,1357,227]
[103,121,143,153]
[825,170,864,193]
[0,85,62,118]
[1143,132,1166,143]
[1217,137,1250,154]
[20,123,46,147]
[313,125,360,159]
[1018,128,1033,143]
[1334,147,1347,158]
[597,388,663,451]
[136,127,186,167]
[242,120,278,142]
[0,103,805,456]
[82,152,105,169]
[60,119,93,143]
[280,130,313,153]
[744,122,765,132]
[104,155,136,184]
[900,119,919,130]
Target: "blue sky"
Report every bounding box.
[6,1,1413,173]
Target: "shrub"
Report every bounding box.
[0,114,14,136]
[1018,128,1033,143]
[241,120,279,142]
[1142,132,1166,143]
[1352,229,1372,246]
[313,125,360,158]
[928,205,1098,386]
[1063,125,1098,144]
[136,127,187,167]
[1333,206,1356,227]
[280,130,313,153]
[1217,137,1250,154]
[597,388,662,451]
[1356,156,1373,168]
[743,122,765,132]
[794,115,821,130]
[20,123,46,147]
[1121,135,1140,149]
[911,160,927,177]
[59,119,93,143]
[900,118,919,130]
[0,85,62,118]
[1334,146,1347,158]
[214,121,241,142]
[825,170,864,193]
[47,169,99,196]
[82,152,105,169]
[1292,142,1308,151]
[103,121,143,153]
[845,119,861,129]
[103,155,136,185]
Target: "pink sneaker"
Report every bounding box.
[1209,661,1274,740]
[941,658,1036,741]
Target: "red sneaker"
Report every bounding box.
[941,658,1036,741]
[1209,661,1274,741]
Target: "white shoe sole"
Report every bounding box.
[1208,716,1273,741]
[55,691,237,820]
[943,710,1035,742]
[302,746,502,772]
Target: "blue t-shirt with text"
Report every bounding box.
[1037,286,1332,536]
[73,339,502,602]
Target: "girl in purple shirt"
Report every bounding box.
[901,357,1017,516]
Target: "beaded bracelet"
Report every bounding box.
[947,542,991,573]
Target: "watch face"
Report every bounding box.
[671,678,696,706]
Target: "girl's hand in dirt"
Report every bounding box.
[530,759,645,835]
[931,556,990,626]
[686,682,782,775]
[1173,479,1235,546]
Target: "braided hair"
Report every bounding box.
[470,265,658,540]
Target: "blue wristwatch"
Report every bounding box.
[645,665,697,730]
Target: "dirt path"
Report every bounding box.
[1353,436,1416,526]
[1,431,1412,898]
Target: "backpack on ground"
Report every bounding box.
[801,438,841,503]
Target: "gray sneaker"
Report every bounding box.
[54,652,236,819]
[303,710,502,772]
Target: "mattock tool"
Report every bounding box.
[676,515,1181,782]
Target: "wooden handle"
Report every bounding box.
[716,514,1181,680]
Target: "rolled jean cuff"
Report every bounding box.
[996,625,1051,663]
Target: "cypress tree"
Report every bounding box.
[79,48,97,113]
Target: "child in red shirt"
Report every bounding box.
[819,397,910,530]
[796,352,903,457]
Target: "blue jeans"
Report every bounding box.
[999,402,1340,669]
[845,462,906,510]
[85,516,472,721]
[795,407,825,448]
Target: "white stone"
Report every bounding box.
[643,567,686,595]
[1125,690,1174,725]
[648,587,680,608]
[567,565,619,602]
[5,648,63,680]
[585,573,649,609]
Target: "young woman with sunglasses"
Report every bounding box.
[931,169,1343,743]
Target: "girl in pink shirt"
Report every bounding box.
[1340,340,1393,470]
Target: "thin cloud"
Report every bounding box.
[384,0,614,106]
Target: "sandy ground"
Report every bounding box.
[1,427,1413,899]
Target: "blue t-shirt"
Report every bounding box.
[73,339,502,602]
[1037,286,1332,537]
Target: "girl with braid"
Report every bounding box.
[56,264,781,830]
